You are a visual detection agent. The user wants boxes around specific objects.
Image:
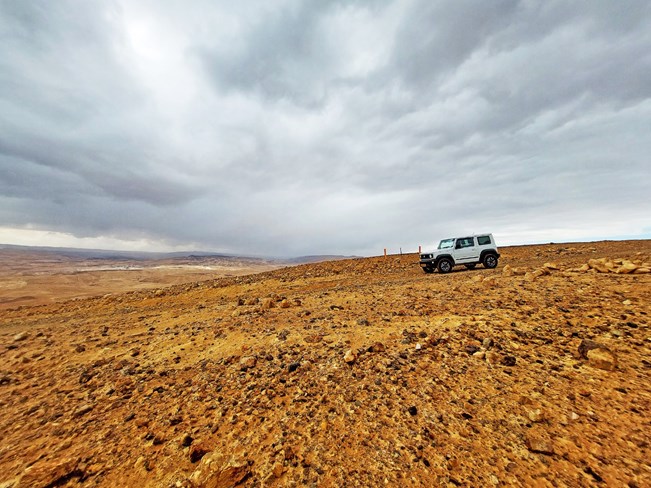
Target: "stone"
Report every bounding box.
[578,339,617,370]
[368,342,386,353]
[482,338,494,349]
[543,262,560,270]
[260,298,274,309]
[464,341,481,355]
[287,362,300,373]
[19,458,82,487]
[577,339,604,359]
[239,356,257,370]
[501,355,516,367]
[473,351,486,359]
[279,299,291,308]
[408,406,418,416]
[502,265,514,277]
[13,332,28,342]
[616,261,637,274]
[272,462,284,478]
[304,334,323,343]
[527,408,545,423]
[486,351,501,365]
[633,267,650,274]
[72,404,94,418]
[586,348,618,371]
[525,430,554,455]
[588,258,611,273]
[188,452,250,487]
[344,349,357,364]
[189,442,210,463]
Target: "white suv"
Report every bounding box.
[419,234,500,274]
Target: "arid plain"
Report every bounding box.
[1,240,650,487]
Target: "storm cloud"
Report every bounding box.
[1,0,650,256]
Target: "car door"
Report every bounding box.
[454,237,478,263]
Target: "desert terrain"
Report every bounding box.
[0,240,650,487]
[0,246,281,309]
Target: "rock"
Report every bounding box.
[616,261,637,274]
[486,351,501,365]
[260,298,274,309]
[577,339,601,358]
[527,408,545,423]
[287,362,300,373]
[189,442,210,463]
[72,404,94,418]
[239,356,256,370]
[19,458,82,488]
[588,258,612,273]
[525,430,554,455]
[501,355,516,367]
[502,265,514,276]
[367,342,385,353]
[482,338,494,349]
[586,348,618,371]
[633,267,650,274]
[344,349,357,364]
[464,341,481,355]
[279,299,291,308]
[181,434,194,447]
[0,478,19,488]
[473,351,485,359]
[408,406,418,416]
[272,462,284,478]
[543,262,560,270]
[304,334,323,343]
[188,451,250,487]
[13,332,28,342]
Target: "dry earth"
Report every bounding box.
[1,240,650,487]
[0,248,280,309]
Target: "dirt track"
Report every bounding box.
[1,240,650,487]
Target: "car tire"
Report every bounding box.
[483,254,498,269]
[437,258,453,273]
[464,264,476,270]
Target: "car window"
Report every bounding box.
[477,235,492,246]
[456,237,474,249]
[438,239,454,249]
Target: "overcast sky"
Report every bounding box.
[1,1,650,257]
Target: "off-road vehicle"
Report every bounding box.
[419,234,500,274]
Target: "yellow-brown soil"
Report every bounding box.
[1,240,650,487]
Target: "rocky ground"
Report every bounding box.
[0,240,650,487]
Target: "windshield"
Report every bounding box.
[438,238,454,249]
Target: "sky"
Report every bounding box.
[1,0,650,257]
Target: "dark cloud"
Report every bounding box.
[0,1,650,256]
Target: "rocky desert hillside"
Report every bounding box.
[1,240,650,487]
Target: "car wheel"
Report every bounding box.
[423,266,434,274]
[483,254,498,269]
[437,258,453,273]
[464,264,476,270]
